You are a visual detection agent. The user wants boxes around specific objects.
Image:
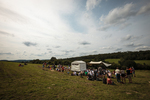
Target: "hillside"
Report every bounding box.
[0,61,150,100]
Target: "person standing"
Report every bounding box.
[54,65,56,70]
[91,69,94,79]
[132,67,136,77]
[115,67,121,82]
[102,69,106,79]
[94,69,97,80]
[42,62,45,70]
[129,67,133,77]
[98,66,102,79]
[120,68,126,84]
[62,66,64,73]
[126,67,132,83]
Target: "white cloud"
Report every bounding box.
[137,3,150,15]
[115,48,122,51]
[125,42,143,47]
[86,0,101,11]
[99,3,136,30]
[0,0,150,60]
[120,34,143,42]
[101,46,113,49]
[99,2,150,30]
[135,46,150,50]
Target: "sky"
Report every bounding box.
[0,0,150,60]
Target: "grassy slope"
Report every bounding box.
[0,61,150,100]
[105,59,120,64]
[134,60,150,66]
[105,59,150,66]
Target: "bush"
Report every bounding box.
[123,60,137,68]
[109,63,121,69]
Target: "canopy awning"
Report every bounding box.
[89,61,111,67]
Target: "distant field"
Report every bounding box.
[0,61,150,100]
[105,59,150,66]
[105,59,120,64]
[135,60,150,65]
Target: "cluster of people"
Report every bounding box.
[71,66,136,85]
[18,62,27,67]
[55,64,70,73]
[43,64,71,74]
[18,64,23,67]
[42,63,136,85]
[71,67,114,85]
[71,71,83,78]
[115,66,135,84]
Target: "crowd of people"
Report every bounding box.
[42,62,136,85]
[42,62,70,73]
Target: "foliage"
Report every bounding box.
[105,59,150,70]
[50,57,57,61]
[123,60,137,68]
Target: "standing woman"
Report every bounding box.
[115,67,121,82]
[42,62,45,70]
[132,67,136,77]
[120,68,126,84]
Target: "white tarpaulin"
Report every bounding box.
[89,61,111,67]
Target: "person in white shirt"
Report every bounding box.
[92,70,94,77]
[73,71,76,76]
[90,70,92,76]
[115,67,121,82]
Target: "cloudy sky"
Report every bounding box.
[0,0,150,60]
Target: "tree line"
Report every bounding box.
[29,50,150,70]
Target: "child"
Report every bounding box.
[107,76,114,85]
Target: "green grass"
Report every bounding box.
[105,59,120,64]
[135,60,150,65]
[0,61,150,100]
[105,59,150,66]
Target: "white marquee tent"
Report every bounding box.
[71,61,86,71]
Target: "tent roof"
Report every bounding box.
[89,61,103,64]
[71,61,86,64]
[89,61,111,67]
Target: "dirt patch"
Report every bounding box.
[85,83,93,86]
[133,91,139,93]
[126,92,131,94]
[47,87,51,89]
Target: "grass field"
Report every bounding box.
[135,60,150,66]
[0,61,150,100]
[105,59,120,64]
[105,59,150,66]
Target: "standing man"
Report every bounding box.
[54,65,56,70]
[126,67,132,83]
[62,66,64,73]
[115,67,121,82]
[129,67,133,77]
[98,66,102,79]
